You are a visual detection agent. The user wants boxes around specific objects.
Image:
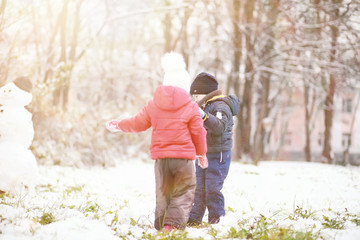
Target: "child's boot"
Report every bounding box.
[162,224,176,232]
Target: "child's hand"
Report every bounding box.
[106,120,121,132]
[199,107,206,118]
[197,154,208,169]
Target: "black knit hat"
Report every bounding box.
[14,77,32,93]
[190,72,218,95]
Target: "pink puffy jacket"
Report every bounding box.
[116,85,207,160]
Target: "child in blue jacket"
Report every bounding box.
[188,72,240,225]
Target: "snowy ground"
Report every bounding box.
[1,160,360,240]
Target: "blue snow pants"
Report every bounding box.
[189,150,231,224]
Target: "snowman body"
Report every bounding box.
[0,106,34,147]
[0,82,38,193]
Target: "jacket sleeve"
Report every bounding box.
[188,104,207,155]
[117,104,151,133]
[204,102,231,136]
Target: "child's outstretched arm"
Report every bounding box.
[106,120,122,132]
[106,105,151,133]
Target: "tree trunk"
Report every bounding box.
[343,93,360,165]
[43,1,61,84]
[303,80,311,162]
[322,77,336,163]
[231,0,242,159]
[253,76,270,164]
[302,0,323,162]
[252,0,278,164]
[180,6,191,66]
[0,0,7,85]
[0,0,6,18]
[51,0,69,107]
[238,0,255,161]
[53,0,82,110]
[163,0,172,52]
[62,0,83,110]
[273,88,293,160]
[322,0,341,164]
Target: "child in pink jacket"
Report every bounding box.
[106,52,207,231]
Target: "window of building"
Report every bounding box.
[343,98,352,113]
[342,133,351,148]
[284,132,292,146]
[318,133,324,146]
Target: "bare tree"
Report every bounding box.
[300,0,323,162]
[0,0,7,86]
[229,0,242,160]
[303,79,321,162]
[343,92,360,165]
[237,0,255,162]
[252,0,280,164]
[0,0,5,22]
[52,0,70,108]
[322,0,342,164]
[163,0,172,52]
[162,0,192,61]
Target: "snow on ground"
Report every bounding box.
[1,160,360,239]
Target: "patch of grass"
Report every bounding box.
[130,217,137,226]
[140,229,191,240]
[289,206,316,220]
[321,209,353,230]
[59,203,76,209]
[227,225,250,239]
[345,211,360,226]
[83,201,100,213]
[64,185,84,195]
[271,228,318,240]
[244,171,259,175]
[321,215,346,230]
[227,206,235,213]
[80,200,101,219]
[225,214,320,240]
[208,224,219,238]
[351,218,360,226]
[0,192,9,205]
[109,212,118,226]
[36,184,55,192]
[115,200,129,210]
[35,212,56,225]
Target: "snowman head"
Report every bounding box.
[0,82,32,107]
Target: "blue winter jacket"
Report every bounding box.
[202,93,240,153]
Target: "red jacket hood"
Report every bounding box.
[153,86,191,111]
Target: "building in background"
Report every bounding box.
[268,86,360,165]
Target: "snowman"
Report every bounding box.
[0,77,39,194]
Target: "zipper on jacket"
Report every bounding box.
[220,151,223,163]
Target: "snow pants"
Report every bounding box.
[154,158,196,230]
[189,150,231,224]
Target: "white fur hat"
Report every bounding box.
[161,52,191,92]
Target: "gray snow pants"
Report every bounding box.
[154,158,196,230]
